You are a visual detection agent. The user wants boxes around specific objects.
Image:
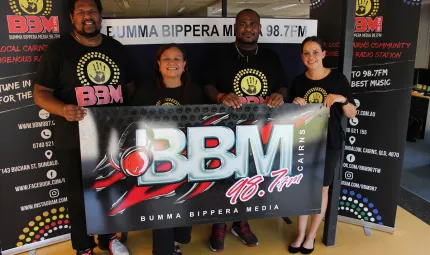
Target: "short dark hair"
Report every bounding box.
[68,0,103,15]
[301,36,325,52]
[236,9,261,23]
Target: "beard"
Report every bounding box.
[237,34,259,45]
[75,21,101,38]
[76,29,101,38]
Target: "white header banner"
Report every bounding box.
[101,18,317,45]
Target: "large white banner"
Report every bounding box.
[102,18,318,45]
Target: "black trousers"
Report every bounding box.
[152,227,192,255]
[58,149,115,250]
[213,221,244,228]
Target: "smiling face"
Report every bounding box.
[70,0,102,38]
[301,41,326,70]
[157,47,186,80]
[235,11,261,45]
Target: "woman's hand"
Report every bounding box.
[293,97,307,106]
[323,94,346,108]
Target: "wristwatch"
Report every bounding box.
[341,98,349,106]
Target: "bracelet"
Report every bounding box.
[341,97,349,106]
[216,93,225,103]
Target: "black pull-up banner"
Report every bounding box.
[0,0,70,253]
[311,0,421,230]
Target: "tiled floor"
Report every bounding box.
[16,207,430,255]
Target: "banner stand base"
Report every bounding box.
[338,216,395,234]
[363,227,372,236]
[3,234,70,255]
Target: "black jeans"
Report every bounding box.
[152,227,192,255]
[58,149,115,250]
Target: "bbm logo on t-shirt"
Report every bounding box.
[156,98,181,106]
[75,52,124,107]
[77,52,120,86]
[233,68,268,97]
[304,87,328,103]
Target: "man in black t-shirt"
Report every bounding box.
[203,9,288,253]
[33,1,133,255]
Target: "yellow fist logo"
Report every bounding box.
[233,68,268,97]
[240,75,262,96]
[87,60,111,85]
[9,0,53,16]
[304,87,327,104]
[356,0,379,17]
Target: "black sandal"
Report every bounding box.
[300,239,315,254]
[288,238,305,254]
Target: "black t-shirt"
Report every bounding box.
[34,34,132,149]
[207,43,288,104]
[289,70,355,150]
[129,83,203,106]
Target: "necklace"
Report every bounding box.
[73,32,102,47]
[235,43,258,63]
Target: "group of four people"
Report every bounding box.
[33,0,357,255]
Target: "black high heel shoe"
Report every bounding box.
[300,238,315,254]
[288,238,305,254]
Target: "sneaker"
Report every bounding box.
[109,238,130,255]
[77,248,95,255]
[209,224,226,252]
[231,221,258,247]
[174,244,183,255]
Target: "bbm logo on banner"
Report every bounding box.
[7,0,60,34]
[9,0,52,16]
[355,0,379,16]
[355,0,383,33]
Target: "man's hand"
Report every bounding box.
[63,104,87,122]
[220,93,242,108]
[292,97,307,106]
[324,94,346,108]
[266,93,284,108]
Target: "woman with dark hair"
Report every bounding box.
[131,43,201,106]
[130,44,202,255]
[288,36,357,254]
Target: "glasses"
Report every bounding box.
[302,51,322,58]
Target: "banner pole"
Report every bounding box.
[322,0,355,247]
[222,0,227,17]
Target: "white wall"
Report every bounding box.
[415,3,430,68]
